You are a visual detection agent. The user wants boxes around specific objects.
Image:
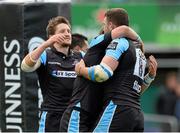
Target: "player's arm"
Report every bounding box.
[111,26,144,53]
[141,55,158,94]
[98,25,142,42]
[90,26,143,52]
[21,33,66,72]
[75,38,129,82]
[111,26,140,41]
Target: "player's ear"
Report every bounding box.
[109,22,114,30]
[74,45,81,51]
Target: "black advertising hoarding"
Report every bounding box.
[0,2,70,132]
[0,4,24,132]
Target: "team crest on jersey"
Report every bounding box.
[52,70,77,78]
[107,41,118,50]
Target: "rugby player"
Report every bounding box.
[76,8,157,132]
[21,16,83,132]
[59,9,144,132]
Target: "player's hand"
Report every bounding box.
[75,59,85,75]
[44,33,66,47]
[148,55,158,78]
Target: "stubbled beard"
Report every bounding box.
[61,43,70,47]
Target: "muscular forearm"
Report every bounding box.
[78,66,89,79]
[111,26,139,41]
[24,41,49,66]
[141,84,149,94]
[21,41,48,72]
[141,73,155,94]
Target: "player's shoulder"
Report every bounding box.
[89,34,105,47]
[107,38,129,52]
[46,48,54,56]
[112,37,129,44]
[111,37,129,48]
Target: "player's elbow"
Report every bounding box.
[21,59,40,72]
[21,59,33,72]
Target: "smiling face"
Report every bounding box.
[46,16,72,47]
[54,23,71,46]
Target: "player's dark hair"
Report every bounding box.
[105,8,129,26]
[71,33,88,49]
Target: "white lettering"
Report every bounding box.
[3,37,22,132]
[6,125,22,132]
[4,68,21,80]
[5,100,21,116]
[4,54,21,67]
[6,117,22,123]
[5,82,21,98]
[52,70,77,78]
[133,80,141,93]
[4,38,20,53]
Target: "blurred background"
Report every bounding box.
[0,0,180,132]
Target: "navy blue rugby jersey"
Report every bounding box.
[36,47,82,111]
[103,38,147,109]
[70,32,112,115]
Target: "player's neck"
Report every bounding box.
[54,44,69,56]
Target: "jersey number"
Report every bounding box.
[133,49,146,79]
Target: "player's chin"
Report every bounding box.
[62,42,71,47]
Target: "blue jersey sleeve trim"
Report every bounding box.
[100,64,112,78]
[40,51,47,65]
[89,34,105,48]
[88,67,95,81]
[105,38,129,61]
